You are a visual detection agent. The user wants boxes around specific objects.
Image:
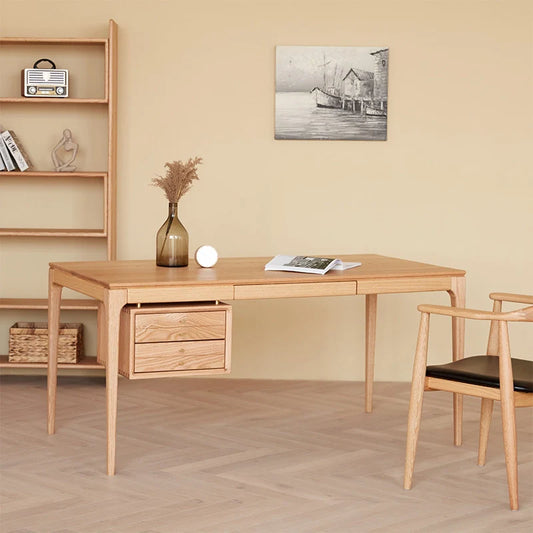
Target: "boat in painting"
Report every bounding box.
[311,87,342,109]
[365,106,387,117]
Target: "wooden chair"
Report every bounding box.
[404,293,533,510]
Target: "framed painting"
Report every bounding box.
[275,46,389,140]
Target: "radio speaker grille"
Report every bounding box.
[27,71,67,84]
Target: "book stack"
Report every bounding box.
[0,128,32,172]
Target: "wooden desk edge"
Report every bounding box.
[51,268,107,301]
[357,275,463,295]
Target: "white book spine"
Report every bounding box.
[1,130,29,171]
[0,135,16,171]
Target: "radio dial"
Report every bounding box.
[28,86,37,95]
[56,87,65,95]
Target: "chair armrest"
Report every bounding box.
[489,292,533,305]
[417,304,533,322]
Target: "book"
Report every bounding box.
[264,255,362,275]
[0,129,32,171]
[0,135,16,171]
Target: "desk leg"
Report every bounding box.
[448,276,466,446]
[104,289,127,476]
[365,294,378,413]
[97,302,105,365]
[47,270,62,435]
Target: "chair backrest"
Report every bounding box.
[486,293,533,356]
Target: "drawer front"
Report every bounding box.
[134,340,225,373]
[234,281,357,299]
[135,311,226,343]
[356,277,452,295]
[127,285,233,303]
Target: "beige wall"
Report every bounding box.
[1,0,531,380]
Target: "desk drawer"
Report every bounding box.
[119,302,232,379]
[234,281,357,299]
[135,311,226,342]
[134,340,225,373]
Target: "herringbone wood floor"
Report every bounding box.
[1,377,532,532]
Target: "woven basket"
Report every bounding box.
[8,322,83,363]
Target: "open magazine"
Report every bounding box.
[264,255,361,275]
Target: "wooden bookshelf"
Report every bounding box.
[0,20,117,372]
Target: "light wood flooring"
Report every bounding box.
[1,377,532,532]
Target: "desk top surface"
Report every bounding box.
[50,254,465,289]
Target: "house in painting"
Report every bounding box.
[341,68,374,113]
[370,48,388,112]
[340,50,389,116]
[342,68,374,100]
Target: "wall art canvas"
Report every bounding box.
[275,46,389,140]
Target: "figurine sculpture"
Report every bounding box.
[51,129,78,171]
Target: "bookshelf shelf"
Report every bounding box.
[0,298,99,310]
[0,97,108,104]
[0,355,103,369]
[0,37,107,46]
[0,171,107,178]
[0,228,107,237]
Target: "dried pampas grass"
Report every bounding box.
[152,157,202,203]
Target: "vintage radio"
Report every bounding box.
[22,58,68,98]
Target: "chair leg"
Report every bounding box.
[498,320,519,510]
[404,382,424,490]
[404,312,430,490]
[501,400,518,510]
[478,398,493,466]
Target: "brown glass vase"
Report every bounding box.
[156,203,189,267]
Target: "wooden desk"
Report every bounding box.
[47,254,465,475]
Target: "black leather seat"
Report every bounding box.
[426,356,533,393]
